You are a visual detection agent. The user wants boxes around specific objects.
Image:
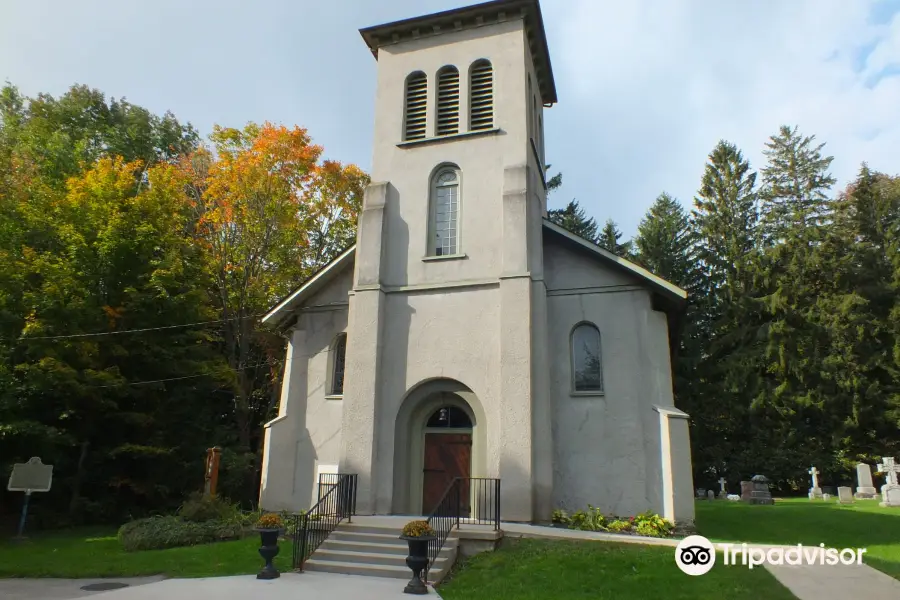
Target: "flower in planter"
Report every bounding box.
[401,520,436,538]
[256,513,284,530]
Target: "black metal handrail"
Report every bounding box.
[425,477,500,581]
[291,473,358,570]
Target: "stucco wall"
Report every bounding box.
[369,19,534,288]
[259,266,352,511]
[544,234,676,519]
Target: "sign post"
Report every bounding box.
[7,457,53,538]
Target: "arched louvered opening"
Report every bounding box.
[404,71,427,141]
[469,59,493,131]
[436,66,460,136]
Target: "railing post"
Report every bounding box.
[494,478,500,530]
[298,513,309,571]
[455,478,461,530]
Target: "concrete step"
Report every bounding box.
[304,558,412,579]
[329,530,407,545]
[337,523,406,535]
[312,548,453,569]
[319,538,456,557]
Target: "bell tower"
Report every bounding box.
[341,0,558,521]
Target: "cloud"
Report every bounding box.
[545,0,900,236]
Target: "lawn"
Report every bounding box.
[0,528,290,578]
[438,538,796,600]
[695,498,900,580]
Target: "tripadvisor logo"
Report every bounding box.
[675,535,868,574]
[675,535,716,576]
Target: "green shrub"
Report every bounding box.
[177,492,240,523]
[570,505,607,531]
[118,516,243,551]
[607,519,632,533]
[632,511,674,538]
[551,509,570,525]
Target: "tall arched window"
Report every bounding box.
[436,66,460,136]
[404,71,427,141]
[571,323,603,393]
[469,59,493,130]
[331,333,347,395]
[429,166,460,256]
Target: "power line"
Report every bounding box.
[12,314,264,341]
[87,346,332,388]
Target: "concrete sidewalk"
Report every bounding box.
[0,572,431,600]
[0,576,165,600]
[765,562,900,600]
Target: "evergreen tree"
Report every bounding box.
[598,218,632,256]
[634,193,693,286]
[759,125,836,245]
[548,199,599,243]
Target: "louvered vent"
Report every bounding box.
[404,72,427,141]
[437,67,460,136]
[470,60,493,130]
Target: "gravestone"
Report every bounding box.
[876,457,900,508]
[743,475,774,505]
[707,489,715,501]
[823,493,831,501]
[717,477,727,499]
[740,480,753,501]
[696,488,707,499]
[808,466,823,500]
[855,463,877,499]
[837,486,853,504]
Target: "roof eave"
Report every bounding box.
[542,219,688,305]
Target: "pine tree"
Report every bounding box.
[598,218,632,256]
[634,192,694,286]
[548,199,599,243]
[759,125,836,245]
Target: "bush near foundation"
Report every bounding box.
[551,507,674,538]
[118,516,243,551]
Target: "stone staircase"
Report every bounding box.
[304,519,458,582]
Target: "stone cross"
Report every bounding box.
[808,466,820,489]
[877,457,900,487]
[718,477,727,493]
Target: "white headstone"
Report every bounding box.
[877,457,900,507]
[727,494,740,501]
[823,493,831,501]
[808,466,823,499]
[837,486,853,504]
[707,489,715,501]
[718,477,727,493]
[855,463,877,499]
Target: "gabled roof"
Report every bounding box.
[262,222,687,330]
[261,245,356,329]
[542,219,688,305]
[359,0,557,104]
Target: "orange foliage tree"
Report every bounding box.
[180,122,368,458]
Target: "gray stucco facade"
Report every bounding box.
[259,0,694,525]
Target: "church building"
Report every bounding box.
[259,0,695,525]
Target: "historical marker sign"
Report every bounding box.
[7,457,53,492]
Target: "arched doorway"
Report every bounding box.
[392,379,486,515]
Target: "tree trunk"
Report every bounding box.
[69,440,90,518]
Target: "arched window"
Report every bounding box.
[429,166,460,256]
[469,59,493,130]
[571,323,603,393]
[404,71,427,141]
[331,333,347,395]
[436,66,460,136]
[426,406,472,428]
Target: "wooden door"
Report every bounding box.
[422,433,471,516]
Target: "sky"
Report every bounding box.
[2,0,899,237]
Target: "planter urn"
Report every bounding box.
[400,535,437,594]
[255,528,283,580]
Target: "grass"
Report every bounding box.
[695,498,900,580]
[0,528,290,578]
[438,538,795,600]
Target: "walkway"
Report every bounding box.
[0,572,430,600]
